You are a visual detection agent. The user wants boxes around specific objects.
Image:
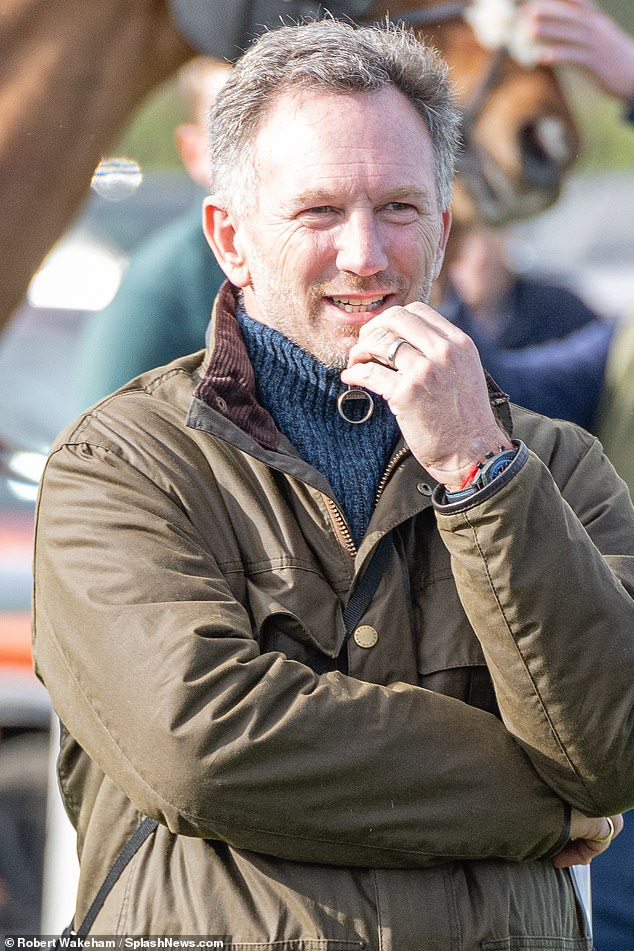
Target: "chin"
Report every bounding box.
[303,328,358,370]
[305,343,347,369]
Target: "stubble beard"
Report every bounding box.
[246,267,434,370]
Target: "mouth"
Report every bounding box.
[325,294,394,319]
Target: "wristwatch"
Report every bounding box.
[444,447,518,503]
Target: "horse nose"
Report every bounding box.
[519,116,575,188]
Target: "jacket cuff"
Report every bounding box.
[543,802,572,860]
[432,441,528,514]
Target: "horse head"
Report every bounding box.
[368,0,580,226]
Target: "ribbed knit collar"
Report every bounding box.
[234,301,400,544]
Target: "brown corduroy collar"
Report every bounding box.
[194,281,280,451]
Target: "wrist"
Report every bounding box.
[441,437,514,493]
[432,441,528,512]
[444,446,517,502]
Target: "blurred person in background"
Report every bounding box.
[74,57,231,411]
[443,225,600,349]
[441,224,613,432]
[525,2,634,947]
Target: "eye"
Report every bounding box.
[298,206,340,227]
[301,206,338,216]
[380,202,419,223]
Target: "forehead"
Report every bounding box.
[251,86,438,203]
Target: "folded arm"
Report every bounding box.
[33,437,568,868]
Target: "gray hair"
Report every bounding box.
[207,19,461,213]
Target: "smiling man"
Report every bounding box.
[33,19,634,949]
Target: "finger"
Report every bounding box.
[523,2,596,39]
[525,0,595,23]
[551,844,584,868]
[551,837,607,868]
[373,301,459,344]
[537,45,594,69]
[348,335,424,372]
[348,305,465,369]
[340,360,400,401]
[587,814,621,845]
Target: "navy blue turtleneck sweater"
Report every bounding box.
[236,304,400,546]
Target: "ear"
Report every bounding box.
[432,208,452,281]
[202,197,251,288]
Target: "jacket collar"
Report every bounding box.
[194,281,281,451]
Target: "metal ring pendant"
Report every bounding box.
[337,386,374,424]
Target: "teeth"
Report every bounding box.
[330,296,386,313]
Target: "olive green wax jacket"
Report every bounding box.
[33,284,634,949]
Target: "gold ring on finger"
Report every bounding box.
[592,816,615,844]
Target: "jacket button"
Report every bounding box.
[353,625,379,649]
[417,481,433,496]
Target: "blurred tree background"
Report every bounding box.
[114,1,634,174]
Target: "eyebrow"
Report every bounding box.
[290,187,433,208]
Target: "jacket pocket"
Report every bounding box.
[415,576,498,714]
[481,938,592,950]
[248,566,347,665]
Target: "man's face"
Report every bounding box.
[210,85,450,367]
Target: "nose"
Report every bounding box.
[335,211,388,276]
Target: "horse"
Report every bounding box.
[376,1,579,226]
[0,0,580,334]
[0,0,192,335]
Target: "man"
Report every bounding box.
[443,226,601,350]
[77,36,617,439]
[75,57,231,410]
[33,21,634,947]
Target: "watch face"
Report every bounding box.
[489,458,510,479]
[479,449,516,486]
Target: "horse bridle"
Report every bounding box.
[365,1,514,137]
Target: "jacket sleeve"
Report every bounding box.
[32,435,568,869]
[434,424,634,818]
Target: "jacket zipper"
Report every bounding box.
[374,444,410,505]
[323,494,357,558]
[322,445,411,558]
